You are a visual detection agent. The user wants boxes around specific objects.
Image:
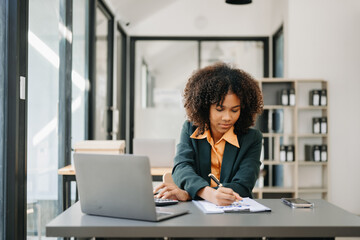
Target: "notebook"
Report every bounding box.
[133,138,175,167]
[73,153,188,221]
[193,197,271,214]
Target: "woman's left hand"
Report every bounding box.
[153,182,191,201]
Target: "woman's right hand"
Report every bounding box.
[153,182,191,202]
[197,186,242,206]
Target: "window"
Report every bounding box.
[72,0,87,160]
[27,0,89,237]
[27,0,60,237]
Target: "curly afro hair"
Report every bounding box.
[183,62,263,135]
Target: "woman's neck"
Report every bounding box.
[210,130,223,144]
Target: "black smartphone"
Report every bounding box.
[281,198,314,208]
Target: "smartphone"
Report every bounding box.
[281,198,314,208]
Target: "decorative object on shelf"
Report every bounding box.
[305,144,327,162]
[310,89,327,106]
[289,88,296,106]
[305,145,321,162]
[320,89,327,106]
[286,145,294,162]
[280,145,286,162]
[312,117,321,134]
[313,117,327,134]
[272,109,284,133]
[256,109,284,133]
[279,88,295,106]
[279,145,295,162]
[321,145,328,162]
[321,117,327,134]
[280,89,289,105]
[309,90,320,106]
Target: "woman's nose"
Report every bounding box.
[222,111,231,121]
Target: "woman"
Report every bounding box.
[154,62,263,206]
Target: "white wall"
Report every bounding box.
[286,0,360,214]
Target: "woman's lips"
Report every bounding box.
[219,124,231,129]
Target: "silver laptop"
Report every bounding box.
[133,138,175,167]
[73,153,188,222]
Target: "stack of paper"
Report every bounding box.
[193,197,271,214]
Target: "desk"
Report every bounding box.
[58,165,172,210]
[46,199,360,238]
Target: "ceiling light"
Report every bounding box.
[225,0,252,4]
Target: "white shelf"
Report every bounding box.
[298,188,328,193]
[257,78,328,199]
[298,161,328,166]
[262,133,295,138]
[262,160,296,165]
[297,106,327,110]
[253,187,296,193]
[263,105,295,110]
[298,134,328,138]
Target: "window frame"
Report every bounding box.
[272,25,284,78]
[116,23,128,140]
[1,0,28,239]
[88,0,115,140]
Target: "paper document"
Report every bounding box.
[193,197,271,214]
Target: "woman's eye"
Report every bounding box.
[216,108,223,112]
[232,109,239,113]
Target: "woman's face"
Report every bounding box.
[209,92,241,140]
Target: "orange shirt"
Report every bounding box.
[190,126,240,187]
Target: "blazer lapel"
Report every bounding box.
[197,139,211,183]
[220,142,239,183]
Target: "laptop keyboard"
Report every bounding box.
[154,197,179,206]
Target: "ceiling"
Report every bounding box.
[105,0,272,36]
[107,0,177,27]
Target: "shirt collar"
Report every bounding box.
[190,126,240,148]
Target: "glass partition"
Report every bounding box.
[27,0,60,237]
[134,41,198,143]
[72,0,87,158]
[200,41,264,78]
[94,6,109,139]
[27,0,89,237]
[93,3,114,140]
[134,39,267,144]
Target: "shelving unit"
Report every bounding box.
[254,78,328,199]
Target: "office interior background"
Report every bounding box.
[1,0,360,239]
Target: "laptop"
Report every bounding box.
[133,138,175,167]
[73,153,188,222]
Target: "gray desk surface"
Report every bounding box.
[46,199,360,238]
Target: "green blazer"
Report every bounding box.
[172,121,262,200]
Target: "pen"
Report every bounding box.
[208,173,223,187]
